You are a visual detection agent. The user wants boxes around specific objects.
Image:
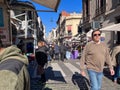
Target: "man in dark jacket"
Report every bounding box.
[59,43,66,61]
[0,39,30,90]
[35,40,49,84]
[54,43,60,60]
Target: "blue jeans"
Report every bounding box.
[87,69,103,90]
[114,65,120,81]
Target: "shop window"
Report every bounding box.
[0,8,4,27]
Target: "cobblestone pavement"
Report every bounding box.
[28,59,120,90]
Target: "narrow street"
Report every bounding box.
[29,59,120,90]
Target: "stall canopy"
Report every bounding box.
[32,0,61,12]
[100,23,120,31]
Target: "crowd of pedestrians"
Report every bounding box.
[48,42,80,62]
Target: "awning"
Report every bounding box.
[32,0,61,12]
[100,23,120,31]
[86,29,93,37]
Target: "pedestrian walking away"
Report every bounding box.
[59,43,67,61]
[111,41,120,83]
[49,44,54,61]
[80,29,114,90]
[0,39,30,90]
[54,42,60,60]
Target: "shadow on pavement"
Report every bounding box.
[45,66,67,83]
[71,72,90,90]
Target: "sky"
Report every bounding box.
[20,0,82,35]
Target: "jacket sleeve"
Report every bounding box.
[0,70,18,90]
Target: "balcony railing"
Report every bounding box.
[83,15,90,22]
[95,6,106,16]
[64,33,72,38]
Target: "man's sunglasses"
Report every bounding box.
[93,34,101,36]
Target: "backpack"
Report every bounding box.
[116,52,120,65]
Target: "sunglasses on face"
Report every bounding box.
[93,34,101,36]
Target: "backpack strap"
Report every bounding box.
[0,59,24,75]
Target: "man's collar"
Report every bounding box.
[92,41,101,44]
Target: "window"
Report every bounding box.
[85,0,89,17]
[101,0,105,7]
[67,25,72,31]
[100,0,106,14]
[95,0,106,16]
[68,30,72,36]
[0,8,4,27]
[66,25,72,36]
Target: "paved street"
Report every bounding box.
[29,59,120,90]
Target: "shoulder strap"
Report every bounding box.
[0,59,24,74]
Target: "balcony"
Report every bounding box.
[64,33,72,38]
[95,6,106,16]
[83,15,90,22]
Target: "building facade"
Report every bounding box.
[57,11,82,44]
[82,0,120,48]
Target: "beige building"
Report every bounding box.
[47,28,57,43]
[65,12,82,36]
[57,11,82,44]
[82,0,120,48]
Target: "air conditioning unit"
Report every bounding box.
[91,21,100,29]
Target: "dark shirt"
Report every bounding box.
[36,46,49,54]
